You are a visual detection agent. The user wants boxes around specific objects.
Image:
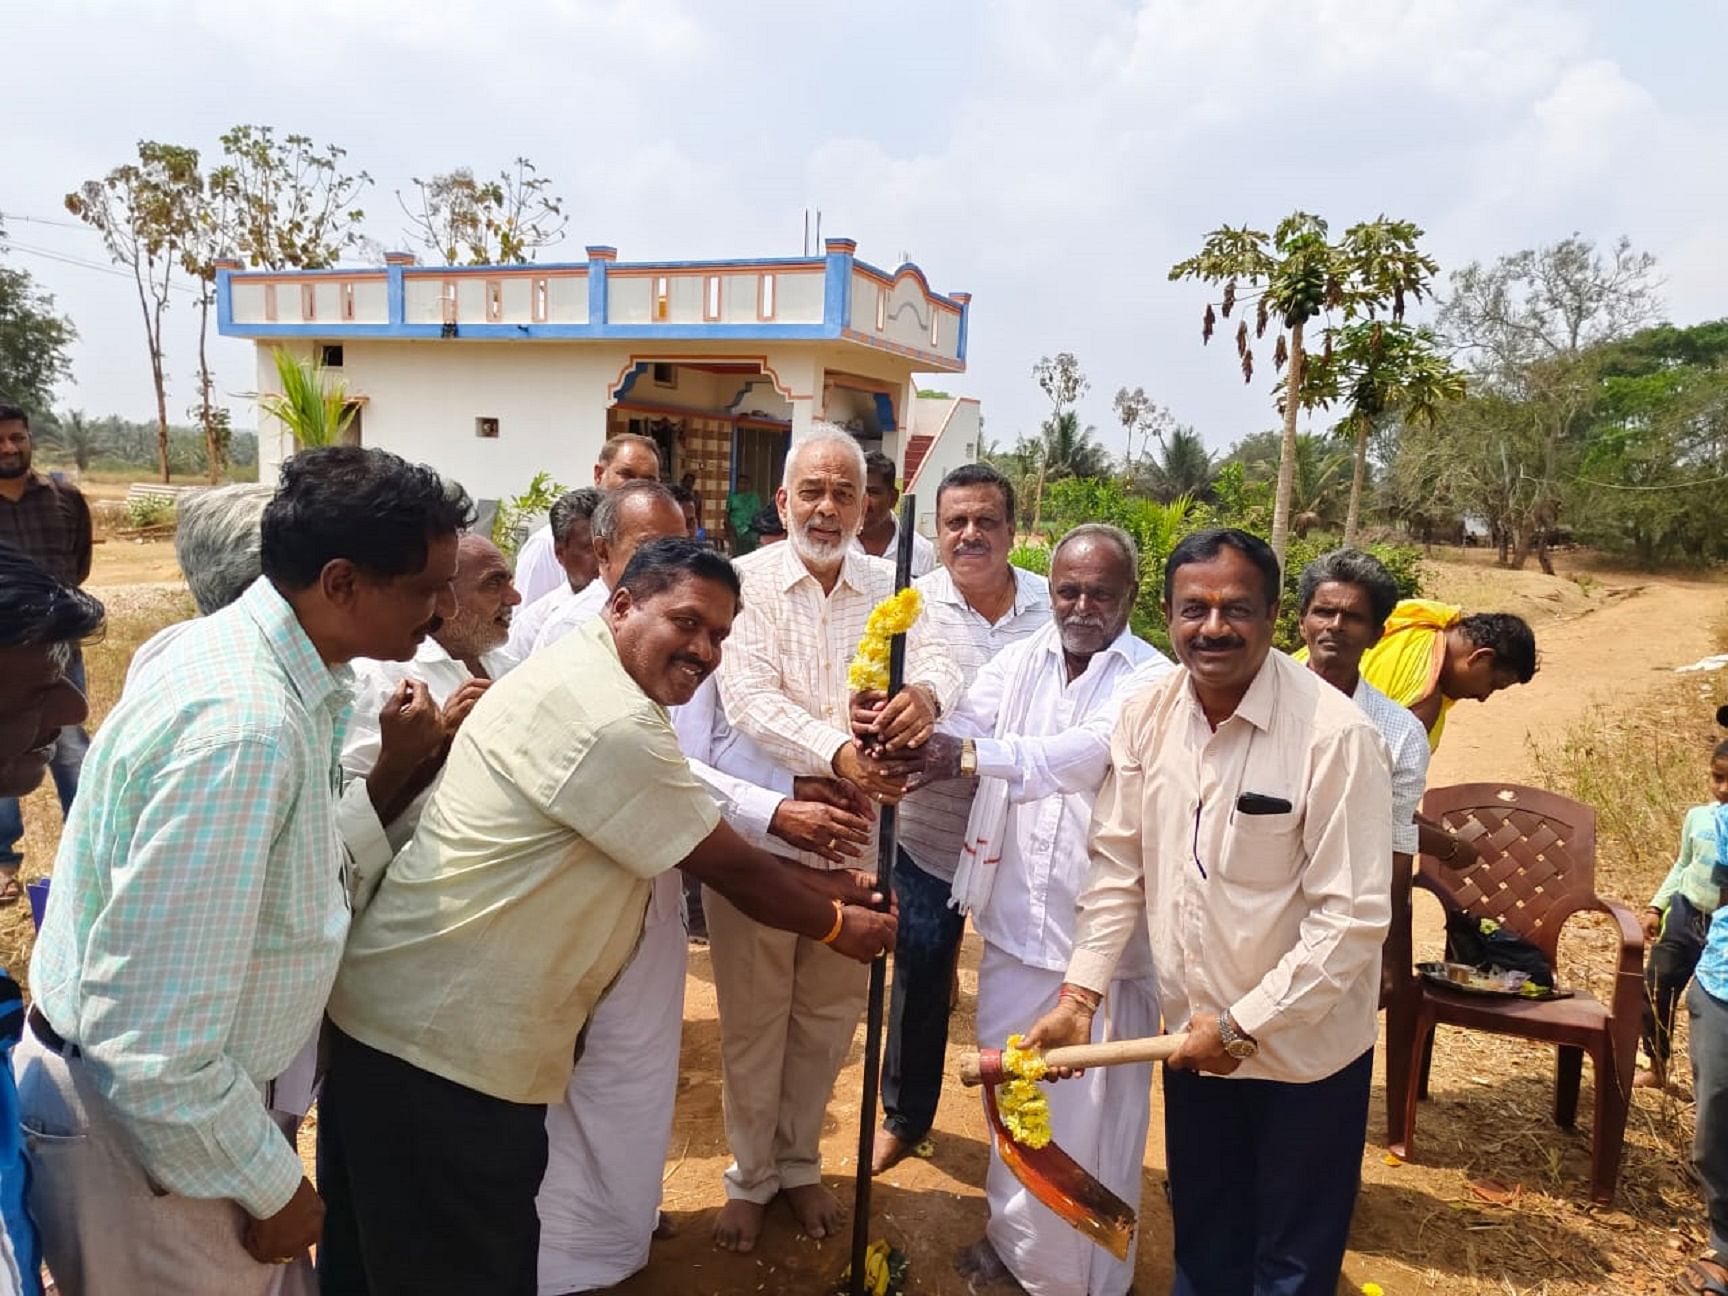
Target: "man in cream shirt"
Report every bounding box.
[1027,527,1393,1296]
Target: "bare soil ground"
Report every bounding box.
[4,540,1724,1296]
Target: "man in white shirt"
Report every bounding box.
[1027,527,1393,1296]
[854,449,936,577]
[532,481,686,654]
[917,524,1170,1296]
[344,533,521,858]
[512,433,662,603]
[712,427,962,1252]
[502,488,600,668]
[872,464,1050,1175]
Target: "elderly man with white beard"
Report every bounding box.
[711,426,963,1253]
[343,532,522,859]
[907,524,1171,1296]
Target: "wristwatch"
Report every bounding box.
[959,738,978,778]
[1217,1009,1259,1060]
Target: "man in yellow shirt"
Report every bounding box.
[1356,599,1537,751]
[319,538,897,1295]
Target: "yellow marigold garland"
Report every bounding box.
[996,1033,1052,1149]
[846,587,924,693]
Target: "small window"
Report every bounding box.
[652,363,676,389]
[704,275,722,321]
[475,416,500,440]
[758,273,776,321]
[263,283,278,322]
[441,281,458,324]
[321,344,345,368]
[532,277,549,323]
[930,310,941,347]
[486,280,503,323]
[301,283,317,321]
[653,275,670,322]
[340,282,356,321]
[875,287,886,332]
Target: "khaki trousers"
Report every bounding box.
[703,885,870,1203]
[12,1027,317,1296]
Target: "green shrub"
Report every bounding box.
[493,471,569,557]
[1016,472,1425,655]
[124,494,177,530]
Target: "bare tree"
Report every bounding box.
[399,158,568,265]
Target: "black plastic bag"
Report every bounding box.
[1444,910,1556,987]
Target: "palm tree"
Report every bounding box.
[1142,427,1215,503]
[1307,320,1465,542]
[256,347,357,451]
[37,409,106,473]
[1039,410,1110,480]
[1287,433,1353,536]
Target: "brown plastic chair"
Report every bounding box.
[1384,783,1644,1204]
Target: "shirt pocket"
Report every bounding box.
[1218,808,1303,888]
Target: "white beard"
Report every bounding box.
[790,523,848,568]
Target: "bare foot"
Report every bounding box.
[784,1182,844,1240]
[713,1198,765,1253]
[871,1125,915,1176]
[652,1211,676,1239]
[1633,1066,1666,1090]
[953,1238,1026,1291]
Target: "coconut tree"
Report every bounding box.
[1305,320,1466,543]
[1169,212,1439,565]
[1141,426,1215,503]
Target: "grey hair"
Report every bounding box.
[783,423,867,493]
[548,487,602,545]
[592,478,678,543]
[175,484,274,615]
[1295,547,1398,629]
[1053,522,1139,577]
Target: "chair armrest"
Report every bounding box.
[1595,897,1648,1026]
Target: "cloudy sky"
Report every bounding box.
[6,0,1726,455]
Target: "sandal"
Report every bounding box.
[0,868,21,908]
[1680,1253,1728,1295]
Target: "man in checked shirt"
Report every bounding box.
[711,426,962,1252]
[17,447,472,1294]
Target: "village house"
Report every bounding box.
[216,237,980,537]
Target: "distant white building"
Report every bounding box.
[216,238,979,536]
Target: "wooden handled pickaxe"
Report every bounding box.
[956,1033,1188,1263]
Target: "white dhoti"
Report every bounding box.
[975,940,1158,1296]
[536,874,689,1295]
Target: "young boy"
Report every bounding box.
[1638,726,1728,1088]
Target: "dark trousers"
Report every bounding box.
[0,651,87,868]
[1644,895,1710,1065]
[317,1026,549,1296]
[1164,1049,1373,1296]
[880,851,966,1143]
[1689,981,1728,1253]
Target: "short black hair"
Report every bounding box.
[669,483,697,508]
[1296,548,1399,631]
[598,432,661,469]
[549,488,601,545]
[1164,527,1281,610]
[753,505,786,537]
[864,450,896,485]
[0,404,27,428]
[1457,612,1538,683]
[617,536,742,606]
[261,446,474,591]
[0,543,104,648]
[936,463,1016,527]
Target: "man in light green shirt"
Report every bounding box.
[319,538,897,1295]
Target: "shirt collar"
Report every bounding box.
[238,577,351,711]
[924,564,1048,615]
[777,538,872,595]
[1182,645,1281,732]
[414,635,457,668]
[1041,621,1140,674]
